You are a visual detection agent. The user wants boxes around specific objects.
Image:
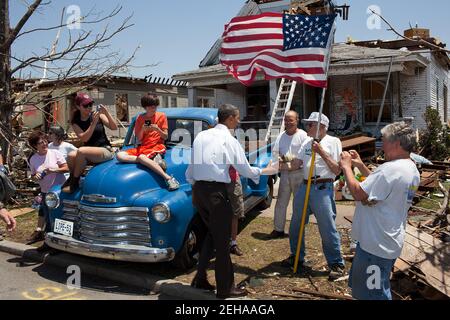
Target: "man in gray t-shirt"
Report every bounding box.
[340,122,420,300]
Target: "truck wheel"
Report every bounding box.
[171,214,206,270]
[256,176,274,210]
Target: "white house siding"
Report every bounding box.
[215,84,247,118]
[428,53,449,123]
[399,66,429,129]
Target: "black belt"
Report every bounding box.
[196,181,226,185]
[303,178,334,184]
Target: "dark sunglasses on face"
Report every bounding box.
[82,103,93,109]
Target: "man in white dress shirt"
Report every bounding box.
[186,104,273,299]
[269,111,307,238]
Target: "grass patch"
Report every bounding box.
[2,210,38,244]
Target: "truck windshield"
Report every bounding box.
[125,118,210,147]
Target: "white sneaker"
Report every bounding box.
[166,176,180,191]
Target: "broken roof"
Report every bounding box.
[174,43,428,83]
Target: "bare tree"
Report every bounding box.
[0,0,145,163]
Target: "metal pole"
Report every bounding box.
[375,56,394,135]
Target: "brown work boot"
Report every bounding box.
[62,176,80,194]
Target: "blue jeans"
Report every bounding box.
[349,243,396,300]
[289,182,344,267]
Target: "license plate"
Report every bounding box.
[54,219,74,237]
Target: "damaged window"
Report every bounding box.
[363,77,393,123]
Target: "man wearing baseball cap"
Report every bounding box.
[282,112,345,281]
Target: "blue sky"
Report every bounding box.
[9,0,450,79]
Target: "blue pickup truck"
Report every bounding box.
[44,108,274,269]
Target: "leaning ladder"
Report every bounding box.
[264,78,297,142]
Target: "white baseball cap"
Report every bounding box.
[302,112,329,129]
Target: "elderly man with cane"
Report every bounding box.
[282,112,345,281]
[339,122,420,300]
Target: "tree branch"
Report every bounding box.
[370,9,450,54]
[1,0,44,51]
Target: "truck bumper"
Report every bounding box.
[45,233,175,263]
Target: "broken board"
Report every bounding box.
[344,215,450,297]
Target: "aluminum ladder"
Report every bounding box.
[264,78,297,142]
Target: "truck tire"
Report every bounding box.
[256,176,274,210]
[171,214,206,270]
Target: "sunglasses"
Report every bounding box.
[82,103,93,109]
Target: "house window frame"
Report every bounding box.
[362,75,394,125]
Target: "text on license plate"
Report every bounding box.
[54,219,74,237]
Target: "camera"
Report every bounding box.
[144,120,152,127]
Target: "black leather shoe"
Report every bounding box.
[216,287,248,299]
[268,230,286,239]
[191,277,216,291]
[230,244,243,256]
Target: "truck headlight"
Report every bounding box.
[152,203,171,223]
[45,192,60,209]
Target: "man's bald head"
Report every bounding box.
[284,110,299,134]
[285,110,299,120]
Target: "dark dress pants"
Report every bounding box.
[193,181,234,296]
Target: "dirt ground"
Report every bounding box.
[173,211,354,300]
[1,211,38,245]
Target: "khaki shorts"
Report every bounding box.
[226,179,245,219]
[89,146,114,163]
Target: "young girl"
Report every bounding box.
[48,126,77,160]
[116,94,179,190]
[63,92,118,193]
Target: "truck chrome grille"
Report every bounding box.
[62,200,80,223]
[60,201,151,247]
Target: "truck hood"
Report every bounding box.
[81,148,189,206]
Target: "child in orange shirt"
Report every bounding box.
[116,94,179,190]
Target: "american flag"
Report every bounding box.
[220,12,336,88]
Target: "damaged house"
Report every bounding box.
[13,75,211,138]
[172,0,450,136]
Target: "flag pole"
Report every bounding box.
[293,23,336,274]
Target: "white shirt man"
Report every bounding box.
[185,104,273,299]
[269,111,307,238]
[286,112,345,280]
